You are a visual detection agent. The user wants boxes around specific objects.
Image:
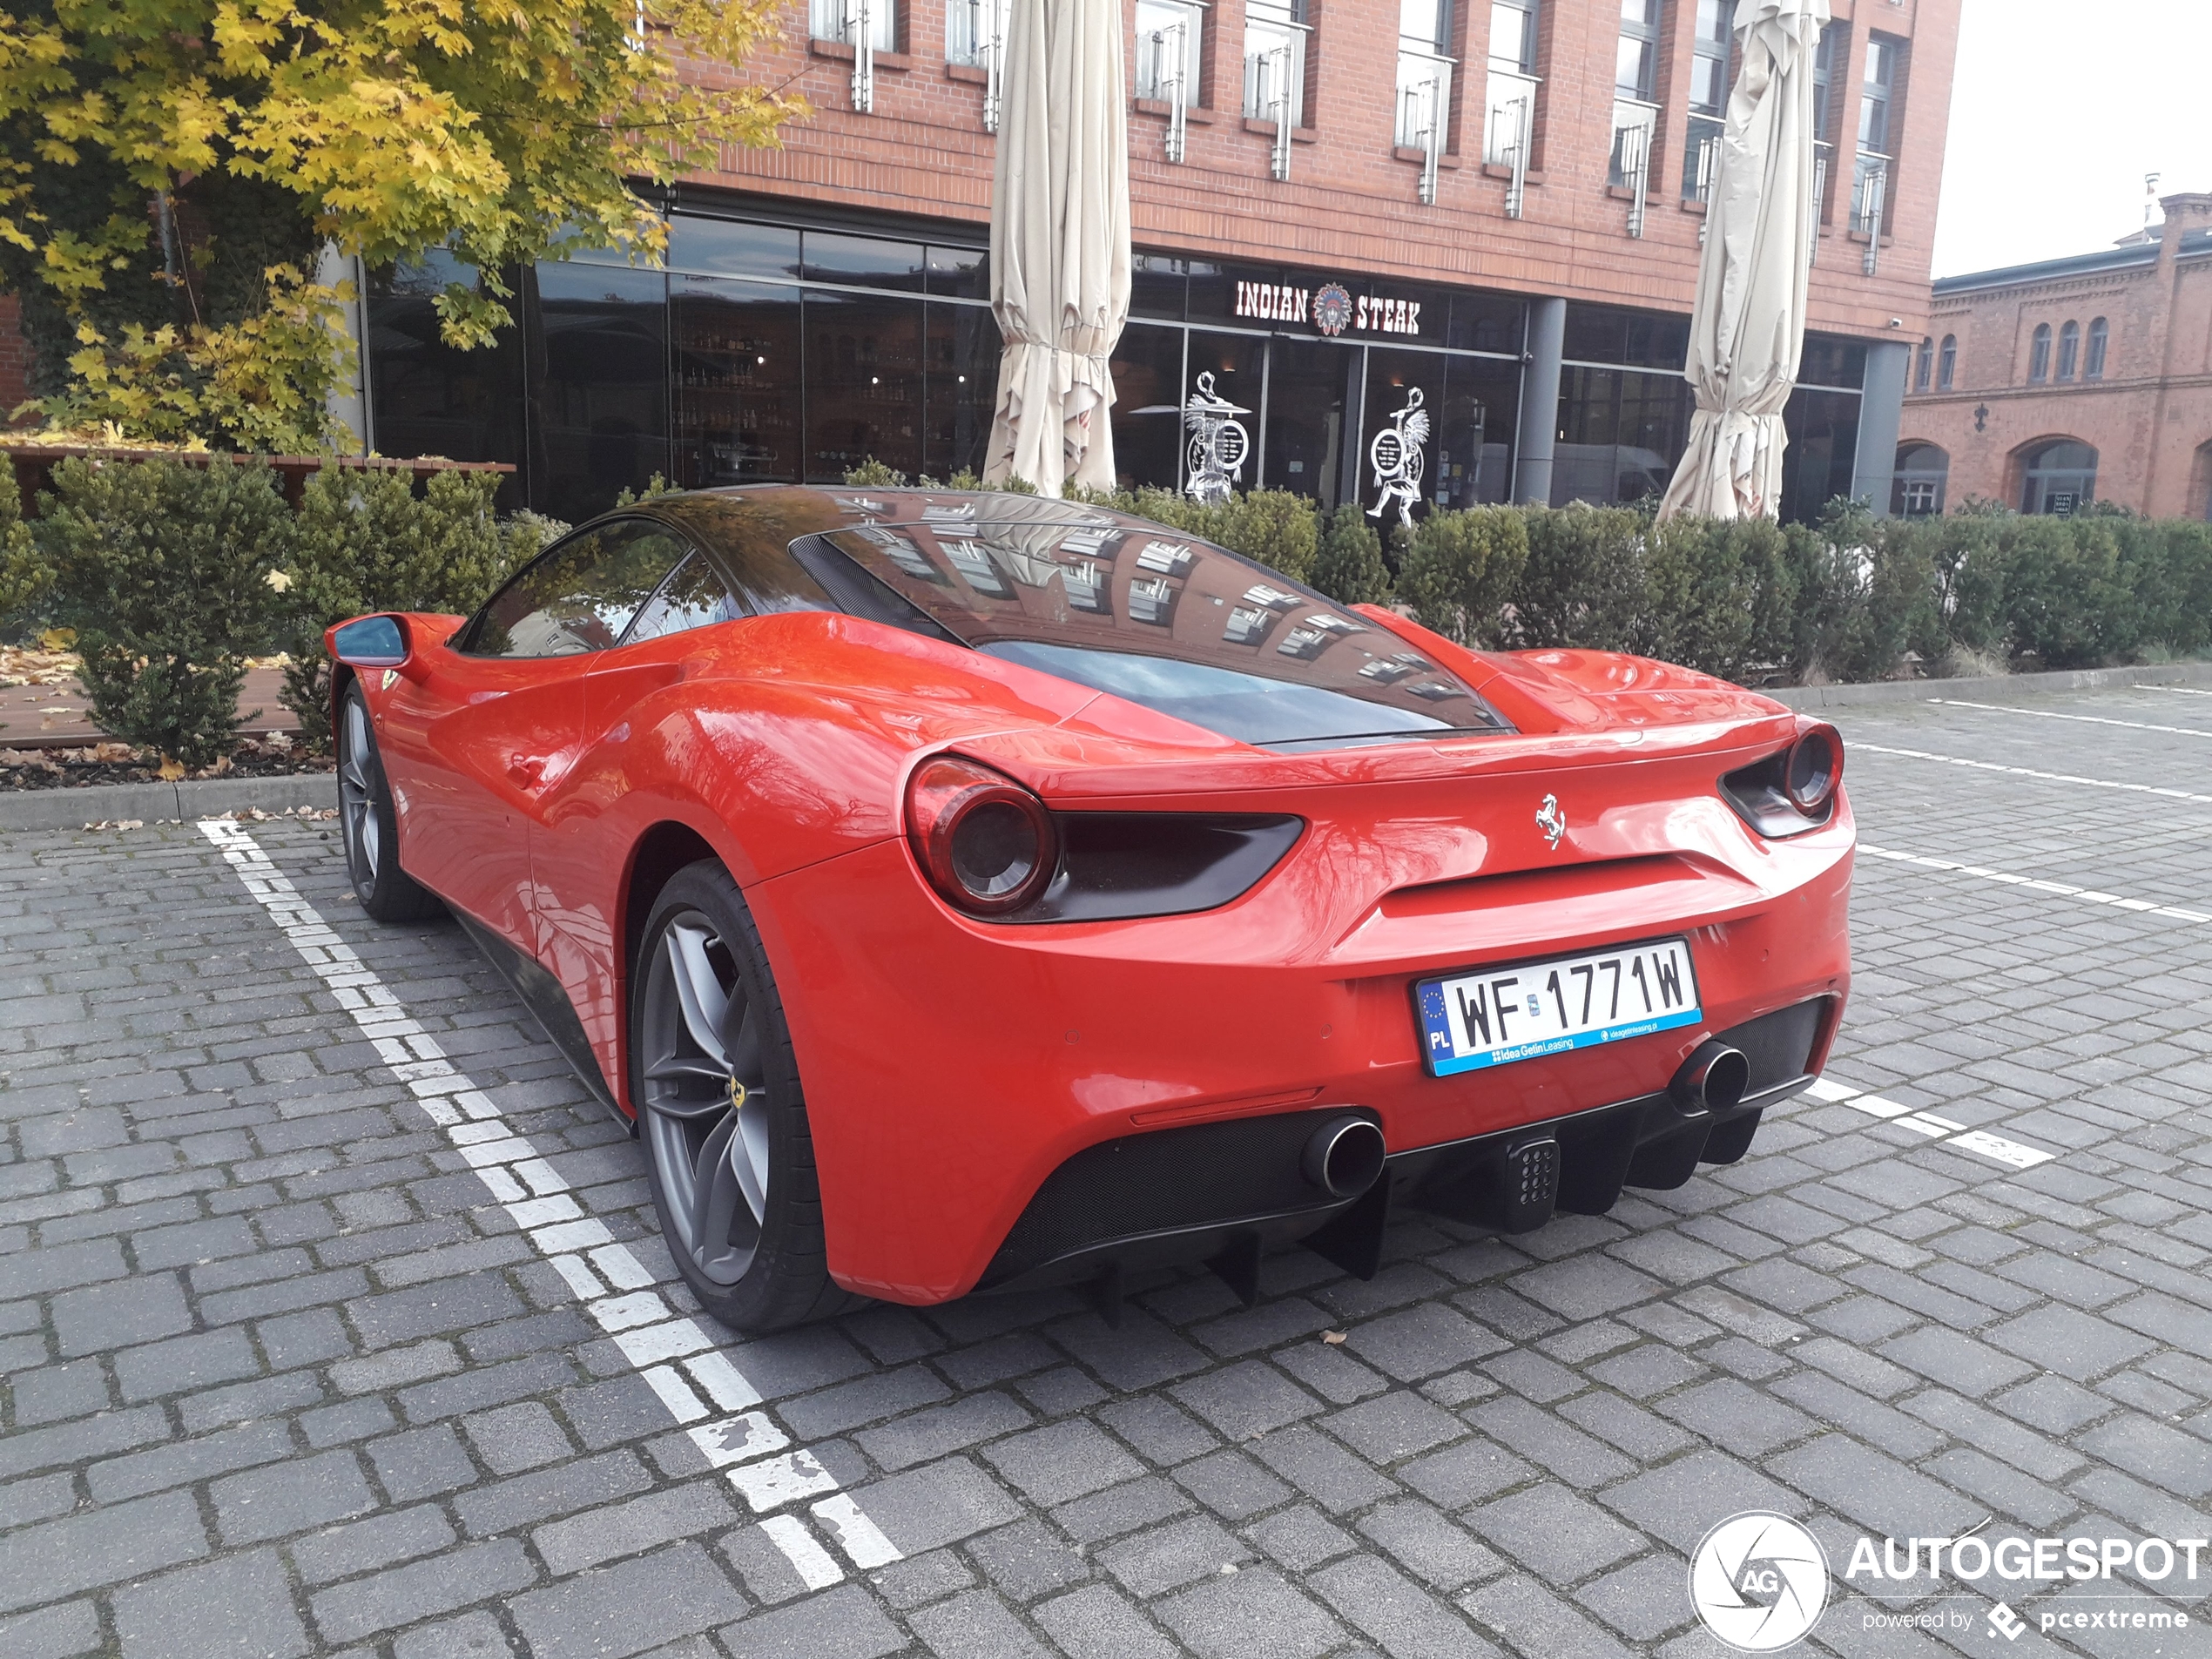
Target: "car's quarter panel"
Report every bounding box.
[524,610,1120,1111]
[749,732,1853,1304]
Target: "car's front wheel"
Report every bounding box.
[336,680,443,923]
[631,861,856,1332]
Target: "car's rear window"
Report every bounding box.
[790,496,1510,751]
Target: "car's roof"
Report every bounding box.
[626,486,1510,751]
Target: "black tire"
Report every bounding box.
[631,861,860,1332]
[336,680,444,923]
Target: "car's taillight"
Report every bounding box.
[1784,724,1843,813]
[905,755,1061,916]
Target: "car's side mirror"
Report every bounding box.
[331,614,411,670]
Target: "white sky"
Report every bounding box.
[1932,0,2212,278]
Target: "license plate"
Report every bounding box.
[1415,937,1702,1077]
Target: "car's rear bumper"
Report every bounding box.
[754,806,1853,1305]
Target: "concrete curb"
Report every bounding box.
[0,772,334,833]
[1765,659,2212,711]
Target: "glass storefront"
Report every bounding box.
[364,200,1871,527]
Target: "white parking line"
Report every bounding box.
[1932,698,2212,740]
[1849,743,2212,807]
[1857,843,2212,924]
[2138,685,2212,698]
[1804,1076,2055,1170]
[199,819,900,1590]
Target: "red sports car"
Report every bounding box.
[327,486,1852,1332]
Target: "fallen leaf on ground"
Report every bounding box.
[38,627,76,651]
[156,756,185,781]
[92,742,133,763]
[1321,1330,1347,1345]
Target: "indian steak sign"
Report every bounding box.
[1234,280,1426,338]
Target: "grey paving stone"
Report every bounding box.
[980,1417,1146,1507]
[51,1271,192,1356]
[290,1504,458,1587]
[508,1542,745,1659]
[1576,1552,1696,1642]
[1653,1377,1819,1457]
[853,1390,1035,1472]
[111,1549,308,1659]
[1398,1435,1535,1511]
[1467,1482,1643,1583]
[1355,1499,1504,1592]
[1155,1566,1346,1659]
[1099,1514,1255,1597]
[1033,1584,1183,1659]
[1169,1359,1324,1441]
[1171,1448,1296,1522]
[309,1538,537,1644]
[1467,1395,1636,1486]
[390,1611,515,1659]
[463,1399,576,1475]
[860,1455,1028,1555]
[1344,1305,1510,1382]
[1247,1502,1357,1572]
[1767,1433,1985,1535]
[212,1447,376,1544]
[1322,1390,1467,1463]
[907,1588,1051,1659]
[1052,1474,1195,1544]
[368,1423,479,1503]
[532,1481,738,1576]
[9,1359,112,1425]
[1,1488,209,1615]
[718,1583,907,1659]
[0,1601,101,1659]
[1314,1551,1502,1659]
[968,1517,1092,1602]
[1459,1574,1636,1659]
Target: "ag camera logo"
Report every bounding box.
[1691,1513,1830,1651]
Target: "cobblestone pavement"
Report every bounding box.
[5,683,2212,1659]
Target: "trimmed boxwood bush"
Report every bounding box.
[276,466,540,745]
[37,457,290,767]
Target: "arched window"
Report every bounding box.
[2020,439,2097,516]
[2028,324,2052,384]
[2085,318,2108,381]
[1914,337,1932,393]
[2057,321,2080,382]
[1892,442,1949,518]
[1938,334,1957,389]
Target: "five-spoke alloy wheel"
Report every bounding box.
[632,862,850,1331]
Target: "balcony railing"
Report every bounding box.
[1396,50,1452,206]
[811,0,891,110]
[1810,140,1831,266]
[1136,0,1203,161]
[948,0,1008,132]
[1610,98,1657,238]
[1484,68,1536,219]
[1244,22,1306,180]
[1853,152,1889,275]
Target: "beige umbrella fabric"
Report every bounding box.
[1656,0,1831,522]
[982,0,1132,496]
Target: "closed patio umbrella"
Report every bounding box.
[1657,0,1830,522]
[982,0,1131,496]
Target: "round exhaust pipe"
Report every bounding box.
[1671,1041,1750,1114]
[1303,1115,1386,1198]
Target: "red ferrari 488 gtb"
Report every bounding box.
[327,486,1851,1332]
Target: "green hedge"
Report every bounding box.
[4,457,540,765]
[8,455,2211,769]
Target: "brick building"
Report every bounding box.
[13,0,1963,524]
[1897,193,2212,521]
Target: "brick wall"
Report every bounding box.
[0,292,30,421]
[1901,194,2212,519]
[684,0,1959,346]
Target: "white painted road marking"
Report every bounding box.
[1807,1074,2056,1170]
[1849,743,2212,807]
[1933,698,2212,740]
[199,819,901,1590]
[1858,843,2212,925]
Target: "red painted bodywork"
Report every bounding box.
[335,489,1852,1305]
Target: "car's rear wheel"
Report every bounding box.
[631,862,857,1332]
[337,681,443,923]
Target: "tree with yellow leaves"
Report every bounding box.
[0,0,800,450]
